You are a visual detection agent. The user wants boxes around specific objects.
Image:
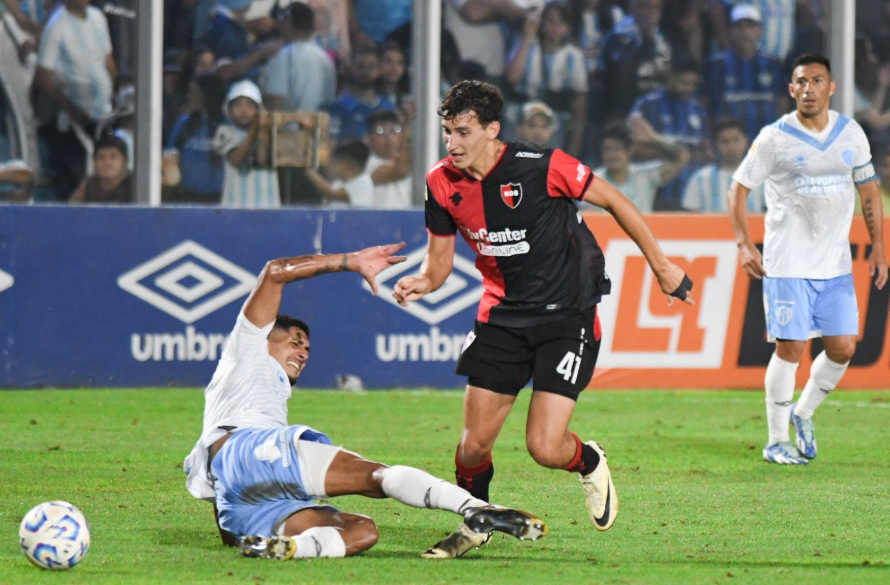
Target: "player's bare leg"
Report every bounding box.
[527,391,617,530]
[456,385,516,501]
[791,335,856,459]
[764,340,809,464]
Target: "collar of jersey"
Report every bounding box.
[772,113,849,152]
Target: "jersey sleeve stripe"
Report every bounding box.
[426,228,456,238]
[853,160,877,185]
[576,172,594,200]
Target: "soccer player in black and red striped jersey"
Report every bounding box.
[393,81,694,557]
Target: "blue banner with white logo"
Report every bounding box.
[0,206,482,389]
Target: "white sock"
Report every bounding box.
[765,352,798,445]
[379,465,487,515]
[291,526,346,558]
[794,351,848,419]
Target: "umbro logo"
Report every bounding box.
[118,240,256,323]
[515,151,543,158]
[0,268,13,294]
[450,192,463,206]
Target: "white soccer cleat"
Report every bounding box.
[762,441,809,465]
[579,441,618,531]
[789,403,817,459]
[420,523,491,559]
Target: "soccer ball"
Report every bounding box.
[19,501,91,570]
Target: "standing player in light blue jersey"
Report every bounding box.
[728,53,887,465]
[183,243,549,561]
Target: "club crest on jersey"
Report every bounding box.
[500,183,523,209]
[841,149,854,167]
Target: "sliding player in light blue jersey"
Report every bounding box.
[183,243,548,561]
[728,53,887,465]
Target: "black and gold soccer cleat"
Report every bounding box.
[462,505,548,541]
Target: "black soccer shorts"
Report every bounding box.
[455,306,601,401]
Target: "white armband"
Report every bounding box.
[853,160,877,185]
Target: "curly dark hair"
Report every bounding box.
[438,80,504,126]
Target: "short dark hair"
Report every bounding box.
[438,80,504,126]
[790,53,831,78]
[287,2,314,33]
[273,314,310,339]
[713,117,746,140]
[366,109,400,132]
[94,133,128,159]
[602,123,632,150]
[332,140,370,169]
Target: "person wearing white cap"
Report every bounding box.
[213,80,281,208]
[516,101,557,148]
[704,4,786,143]
[710,1,795,60]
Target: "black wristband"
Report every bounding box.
[670,274,693,300]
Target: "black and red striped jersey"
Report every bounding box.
[425,141,611,328]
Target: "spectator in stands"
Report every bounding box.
[785,0,827,73]
[703,5,785,143]
[515,101,558,147]
[34,0,116,202]
[261,2,336,112]
[165,74,227,204]
[443,0,530,79]
[305,140,374,207]
[581,119,689,214]
[659,0,707,63]
[709,0,795,60]
[351,0,413,45]
[0,158,33,202]
[682,117,764,212]
[214,80,280,208]
[69,133,132,203]
[599,0,672,124]
[505,1,588,156]
[378,41,410,111]
[568,0,624,73]
[365,109,412,209]
[854,37,890,144]
[206,0,282,82]
[631,58,710,210]
[328,46,396,143]
[111,84,135,170]
[308,0,350,62]
[0,0,43,173]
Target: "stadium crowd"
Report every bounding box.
[1,0,890,211]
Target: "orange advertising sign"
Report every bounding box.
[584,215,889,389]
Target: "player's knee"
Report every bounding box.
[826,342,855,364]
[344,515,379,555]
[459,436,493,464]
[525,436,563,469]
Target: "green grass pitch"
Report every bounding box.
[1,388,889,584]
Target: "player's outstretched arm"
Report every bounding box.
[857,179,888,289]
[728,180,767,280]
[244,243,408,328]
[583,179,694,305]
[393,234,455,306]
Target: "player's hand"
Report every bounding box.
[656,262,695,306]
[352,243,407,295]
[870,246,888,290]
[739,243,767,280]
[392,275,433,306]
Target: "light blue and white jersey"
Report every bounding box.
[214,124,281,208]
[684,164,764,213]
[723,0,795,59]
[184,312,294,500]
[583,161,663,214]
[508,40,588,102]
[37,6,113,121]
[734,110,875,279]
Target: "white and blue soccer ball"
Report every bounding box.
[19,501,90,570]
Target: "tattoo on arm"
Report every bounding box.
[864,198,877,240]
[340,254,349,271]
